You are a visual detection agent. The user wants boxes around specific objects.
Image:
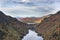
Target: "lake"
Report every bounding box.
[22,30,43,40]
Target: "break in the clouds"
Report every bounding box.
[0,0,60,17]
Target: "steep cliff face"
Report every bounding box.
[0,11,29,40]
[35,11,60,40]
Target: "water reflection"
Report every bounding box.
[22,30,43,40]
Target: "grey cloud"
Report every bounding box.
[0,0,60,17]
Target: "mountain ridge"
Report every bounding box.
[35,11,60,40]
[0,11,29,40]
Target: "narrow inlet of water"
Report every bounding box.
[22,30,43,40]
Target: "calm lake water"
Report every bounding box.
[22,30,43,40]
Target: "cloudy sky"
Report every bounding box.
[0,0,60,17]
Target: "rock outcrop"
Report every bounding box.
[35,11,60,40]
[0,11,29,40]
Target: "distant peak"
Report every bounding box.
[56,11,60,14]
[0,11,3,13]
[0,11,5,15]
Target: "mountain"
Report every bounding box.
[35,11,60,40]
[0,11,29,40]
[17,17,43,23]
[17,14,52,24]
